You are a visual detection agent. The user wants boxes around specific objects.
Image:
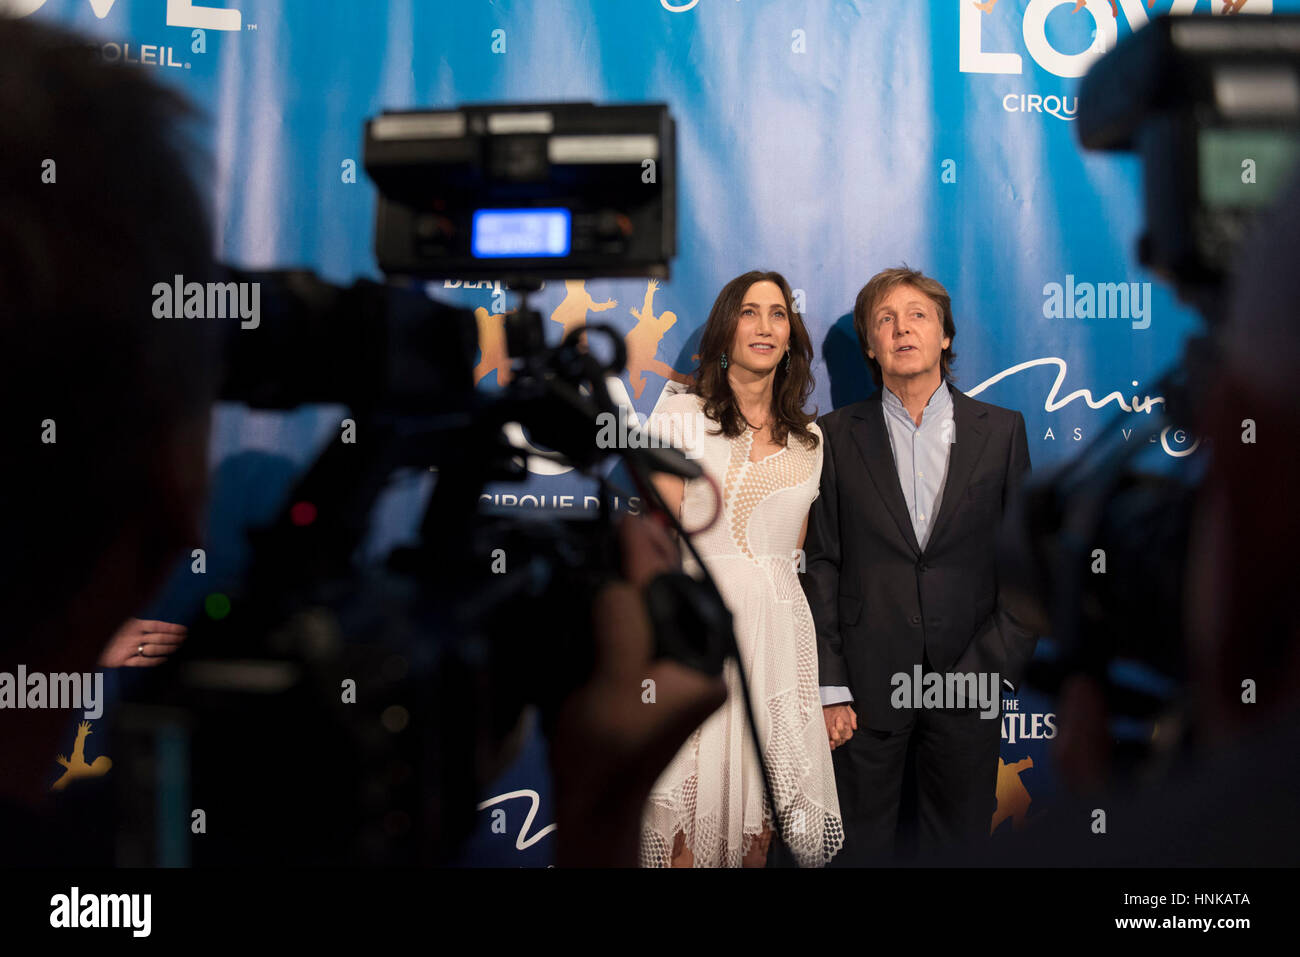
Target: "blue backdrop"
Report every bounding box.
[21,0,1290,865]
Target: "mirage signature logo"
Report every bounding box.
[477,789,557,852]
[967,356,1201,457]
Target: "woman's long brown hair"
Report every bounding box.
[692,269,817,449]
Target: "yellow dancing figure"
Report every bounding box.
[626,279,692,400]
[549,279,617,348]
[474,306,512,386]
[52,721,112,791]
[990,756,1034,835]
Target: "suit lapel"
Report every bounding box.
[850,398,922,557]
[924,384,990,551]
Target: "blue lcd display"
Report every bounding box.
[472,208,572,258]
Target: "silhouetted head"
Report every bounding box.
[0,17,218,666]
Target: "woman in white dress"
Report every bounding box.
[639,271,843,868]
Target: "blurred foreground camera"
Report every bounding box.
[114,103,740,866]
[365,102,676,281]
[1002,14,1300,746]
[1078,13,1300,294]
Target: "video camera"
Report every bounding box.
[113,102,746,866]
[1077,14,1300,294]
[1001,14,1300,762]
[366,102,676,281]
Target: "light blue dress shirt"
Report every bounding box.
[819,383,954,707]
[880,382,954,551]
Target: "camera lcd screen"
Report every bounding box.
[1199,128,1300,210]
[472,208,572,258]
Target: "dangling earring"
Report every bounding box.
[784,349,791,371]
[720,352,729,370]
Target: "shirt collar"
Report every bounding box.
[882,381,951,426]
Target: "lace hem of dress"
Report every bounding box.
[639,683,845,868]
[640,782,844,868]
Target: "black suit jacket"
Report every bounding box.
[800,383,1037,732]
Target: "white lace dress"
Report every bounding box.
[639,388,844,867]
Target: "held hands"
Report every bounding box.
[823,702,857,750]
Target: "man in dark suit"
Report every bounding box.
[801,266,1036,864]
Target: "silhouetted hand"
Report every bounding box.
[98,618,187,667]
[551,515,727,866]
